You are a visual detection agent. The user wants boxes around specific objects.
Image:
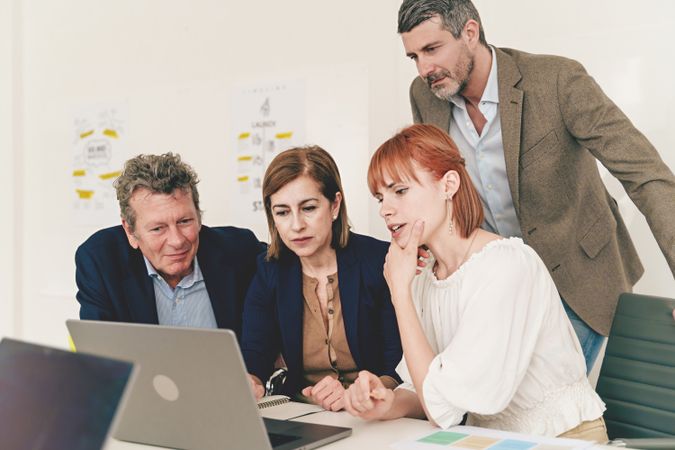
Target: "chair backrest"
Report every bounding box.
[595,293,675,439]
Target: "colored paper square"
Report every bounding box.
[487,439,538,450]
[450,435,500,449]
[418,431,468,445]
[532,446,574,450]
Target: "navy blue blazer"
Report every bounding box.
[241,232,402,396]
[75,225,265,338]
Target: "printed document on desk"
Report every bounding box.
[260,400,323,420]
[393,425,595,450]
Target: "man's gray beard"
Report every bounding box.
[432,83,460,102]
[430,58,474,102]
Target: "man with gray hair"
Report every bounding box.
[398,0,675,371]
[75,153,265,338]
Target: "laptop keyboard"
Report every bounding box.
[268,432,301,447]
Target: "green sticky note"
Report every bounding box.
[418,431,468,445]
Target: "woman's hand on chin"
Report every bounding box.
[385,220,425,303]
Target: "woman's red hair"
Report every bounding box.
[368,124,484,238]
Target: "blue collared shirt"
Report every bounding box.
[448,46,522,238]
[144,256,218,328]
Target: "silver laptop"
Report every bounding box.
[66,320,351,450]
[0,337,136,450]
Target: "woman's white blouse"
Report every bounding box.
[396,238,605,436]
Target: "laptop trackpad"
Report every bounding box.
[268,432,301,447]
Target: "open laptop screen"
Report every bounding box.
[0,338,134,450]
[66,320,351,450]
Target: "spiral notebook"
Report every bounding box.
[258,395,292,409]
[258,396,323,420]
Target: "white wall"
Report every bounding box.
[9,0,675,347]
[0,0,17,339]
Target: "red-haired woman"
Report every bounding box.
[343,124,607,442]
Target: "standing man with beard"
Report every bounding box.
[398,0,675,372]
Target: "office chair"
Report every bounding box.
[595,293,675,449]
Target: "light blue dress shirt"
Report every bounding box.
[144,256,218,328]
[448,47,522,238]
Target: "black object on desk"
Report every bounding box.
[0,337,135,450]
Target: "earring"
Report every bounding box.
[332,215,337,221]
[446,198,454,235]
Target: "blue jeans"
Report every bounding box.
[562,302,605,374]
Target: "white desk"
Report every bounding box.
[292,410,436,449]
[105,409,434,450]
[106,403,629,450]
[290,410,624,450]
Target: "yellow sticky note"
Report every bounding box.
[79,130,94,139]
[99,171,121,180]
[237,176,250,182]
[275,132,293,139]
[238,132,251,140]
[72,169,86,177]
[102,128,119,139]
[76,189,94,199]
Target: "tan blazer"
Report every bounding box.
[410,47,675,335]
